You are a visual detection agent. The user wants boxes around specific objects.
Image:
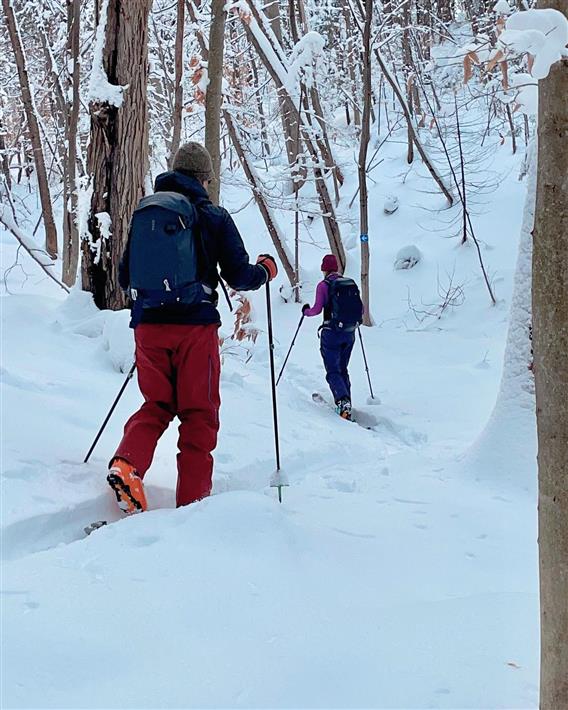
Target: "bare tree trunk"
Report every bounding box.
[401,1,415,164]
[38,28,67,165]
[2,0,58,258]
[169,0,185,168]
[436,0,453,24]
[342,0,362,129]
[359,0,372,326]
[240,4,346,268]
[82,0,151,310]
[62,0,81,287]
[0,114,11,191]
[417,0,432,59]
[294,0,343,196]
[246,0,303,189]
[224,111,296,287]
[375,49,454,206]
[533,1,568,703]
[204,0,226,205]
[263,0,283,43]
[249,50,270,157]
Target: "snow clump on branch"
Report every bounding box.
[88,0,128,107]
[499,8,568,80]
[286,32,325,94]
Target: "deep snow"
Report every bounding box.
[1,122,539,708]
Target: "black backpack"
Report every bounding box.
[128,191,208,309]
[325,276,364,332]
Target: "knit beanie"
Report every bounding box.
[173,142,214,181]
[321,254,339,273]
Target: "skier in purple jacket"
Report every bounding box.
[302,254,362,420]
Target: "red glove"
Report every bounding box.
[257,254,278,282]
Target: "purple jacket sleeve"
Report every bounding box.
[304,280,329,317]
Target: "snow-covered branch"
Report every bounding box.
[0,207,70,293]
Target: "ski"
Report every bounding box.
[311,393,374,430]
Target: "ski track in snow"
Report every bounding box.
[0,134,539,708]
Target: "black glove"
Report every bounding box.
[302,303,310,315]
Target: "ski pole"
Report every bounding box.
[83,362,136,463]
[276,314,304,386]
[357,326,375,400]
[265,281,285,502]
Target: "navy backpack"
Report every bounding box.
[325,276,364,332]
[128,191,208,309]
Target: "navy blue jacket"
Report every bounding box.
[119,170,268,327]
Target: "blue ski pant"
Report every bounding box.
[320,328,356,403]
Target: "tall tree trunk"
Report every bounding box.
[247,0,303,190]
[82,0,151,310]
[401,1,415,164]
[249,49,270,157]
[0,114,11,191]
[342,0,362,129]
[375,49,454,206]
[2,0,58,258]
[224,112,296,288]
[359,0,372,326]
[169,0,185,169]
[205,0,226,205]
[62,0,81,287]
[240,3,345,268]
[436,0,453,24]
[186,0,295,282]
[263,0,283,43]
[533,1,568,705]
[417,0,432,59]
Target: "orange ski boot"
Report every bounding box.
[107,458,147,515]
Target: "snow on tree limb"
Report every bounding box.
[0,207,70,293]
[499,9,568,79]
[499,9,568,80]
[88,0,128,106]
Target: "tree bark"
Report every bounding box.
[0,114,11,191]
[240,4,346,268]
[436,0,453,24]
[2,0,58,258]
[359,0,372,326]
[82,0,151,310]
[224,111,296,288]
[533,1,568,705]
[401,1,415,164]
[169,0,185,169]
[62,0,81,287]
[246,0,303,190]
[375,49,454,206]
[204,0,226,205]
[183,0,296,284]
[342,0,362,129]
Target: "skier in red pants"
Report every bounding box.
[108,142,277,514]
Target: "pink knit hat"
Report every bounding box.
[321,254,338,273]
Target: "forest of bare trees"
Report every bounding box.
[1,0,567,704]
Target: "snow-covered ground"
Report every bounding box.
[1,128,539,708]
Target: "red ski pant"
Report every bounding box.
[114,323,221,507]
